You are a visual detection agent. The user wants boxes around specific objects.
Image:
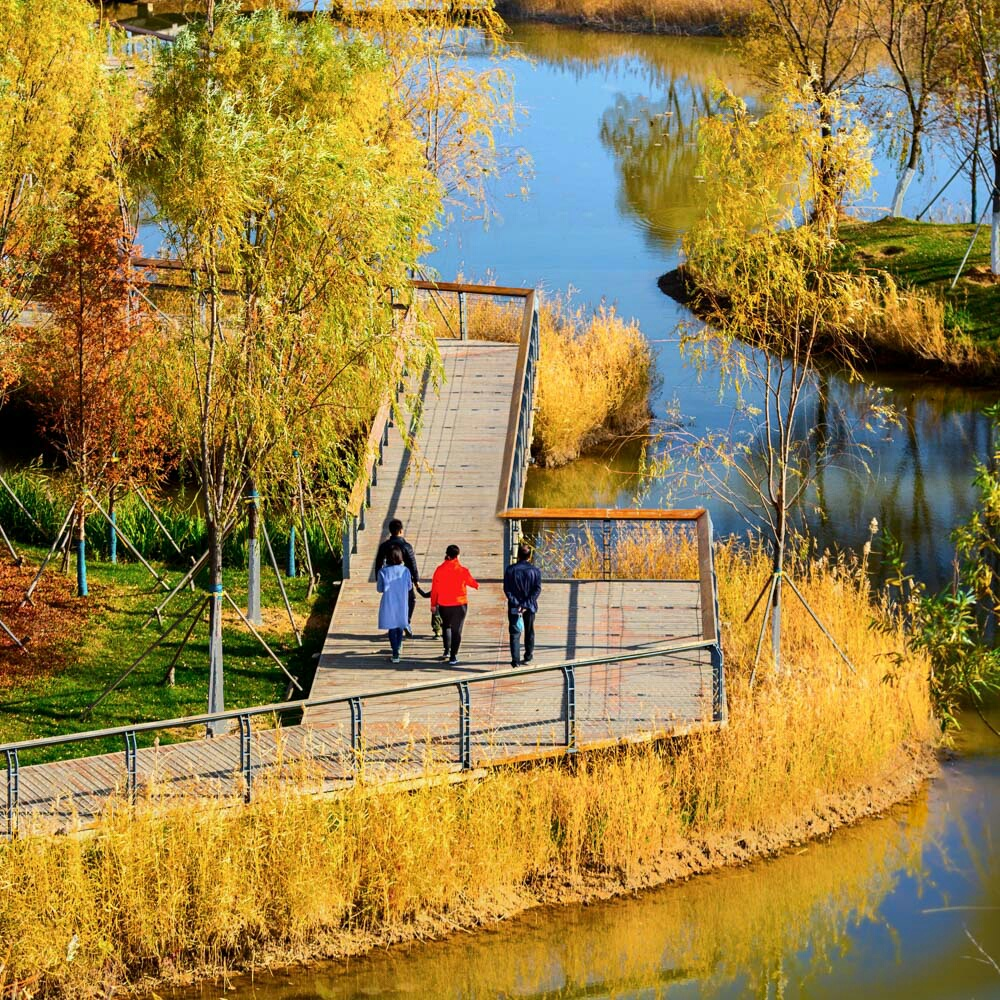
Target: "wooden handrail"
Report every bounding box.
[499,507,707,521]
[411,278,533,298]
[345,396,392,518]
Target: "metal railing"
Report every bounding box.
[499,508,726,725]
[0,638,717,838]
[0,275,727,837]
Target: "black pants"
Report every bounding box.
[408,588,416,626]
[508,609,535,665]
[439,604,467,659]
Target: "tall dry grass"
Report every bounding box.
[419,285,654,467]
[846,273,990,373]
[0,538,933,997]
[499,0,751,34]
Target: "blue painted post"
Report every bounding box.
[246,488,261,626]
[76,539,88,597]
[109,494,118,565]
[287,524,297,578]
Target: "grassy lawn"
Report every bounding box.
[0,547,335,763]
[836,218,999,346]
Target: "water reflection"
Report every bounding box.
[176,733,1000,999]
[599,90,706,247]
[444,24,999,592]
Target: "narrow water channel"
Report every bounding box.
[165,23,999,997]
[430,23,997,592]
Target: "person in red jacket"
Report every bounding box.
[429,544,479,665]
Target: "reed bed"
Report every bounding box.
[0,536,933,998]
[420,285,653,467]
[498,0,751,34]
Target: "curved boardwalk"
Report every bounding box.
[1,287,724,836]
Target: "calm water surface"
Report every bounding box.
[429,23,997,591]
[178,25,1000,998]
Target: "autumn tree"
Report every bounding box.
[744,0,868,205]
[21,185,166,596]
[863,0,962,216]
[133,5,441,722]
[0,0,106,406]
[674,84,892,673]
[960,0,1000,273]
[340,0,518,223]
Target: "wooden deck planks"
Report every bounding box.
[7,336,719,834]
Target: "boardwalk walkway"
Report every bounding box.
[1,283,725,837]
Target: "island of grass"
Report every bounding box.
[662,217,1000,381]
[834,218,1000,378]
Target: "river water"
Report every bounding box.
[165,23,998,998]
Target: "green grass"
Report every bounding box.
[836,218,999,345]
[0,547,335,764]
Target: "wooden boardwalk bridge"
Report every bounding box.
[0,282,725,837]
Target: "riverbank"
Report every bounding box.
[663,218,1000,382]
[1,538,937,997]
[497,0,750,35]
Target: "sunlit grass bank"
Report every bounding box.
[497,0,750,35]
[834,219,1000,377]
[0,537,934,997]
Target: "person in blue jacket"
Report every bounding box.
[503,543,542,668]
[377,547,413,664]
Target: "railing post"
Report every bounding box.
[5,749,19,839]
[697,511,725,722]
[349,697,362,773]
[562,665,577,751]
[602,519,612,581]
[239,714,252,802]
[341,520,351,579]
[124,731,138,805]
[458,682,472,769]
[458,291,468,340]
[712,643,724,721]
[352,515,359,555]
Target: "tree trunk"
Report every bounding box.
[247,482,261,626]
[770,548,783,673]
[206,517,225,735]
[771,506,786,674]
[75,500,88,597]
[109,485,117,565]
[889,135,921,218]
[992,149,1000,276]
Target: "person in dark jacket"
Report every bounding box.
[503,543,542,668]
[375,519,419,635]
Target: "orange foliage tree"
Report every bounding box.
[21,186,168,595]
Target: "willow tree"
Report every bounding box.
[863,0,961,217]
[0,0,105,408]
[341,0,518,224]
[676,82,892,673]
[744,0,868,204]
[134,5,440,721]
